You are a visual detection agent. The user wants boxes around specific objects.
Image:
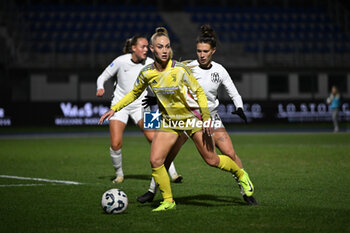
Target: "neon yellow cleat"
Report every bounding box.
[238,170,254,197]
[152,201,176,212]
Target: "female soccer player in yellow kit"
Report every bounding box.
[96,36,182,184]
[99,27,254,212]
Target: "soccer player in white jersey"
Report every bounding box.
[137,25,257,205]
[96,36,182,183]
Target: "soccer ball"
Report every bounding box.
[101,189,128,214]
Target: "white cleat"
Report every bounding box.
[112,176,124,183]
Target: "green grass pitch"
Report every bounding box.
[0,132,349,233]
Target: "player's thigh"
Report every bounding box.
[129,107,143,125]
[191,130,219,166]
[109,120,127,149]
[109,108,131,147]
[136,119,154,143]
[214,129,235,156]
[129,108,154,142]
[150,130,179,168]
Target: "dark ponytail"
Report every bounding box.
[123,35,146,54]
[196,24,217,48]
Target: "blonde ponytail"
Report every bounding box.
[150,27,170,45]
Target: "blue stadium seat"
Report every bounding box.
[22,4,349,55]
[188,5,348,54]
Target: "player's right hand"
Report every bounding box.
[203,119,214,137]
[96,89,105,97]
[98,109,115,125]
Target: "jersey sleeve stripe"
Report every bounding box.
[175,62,192,76]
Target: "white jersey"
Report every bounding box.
[187,60,243,112]
[97,53,154,108]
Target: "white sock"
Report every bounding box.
[110,147,123,177]
[168,162,178,178]
[148,177,157,193]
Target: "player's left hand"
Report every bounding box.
[142,95,157,108]
[232,107,247,123]
[98,109,115,125]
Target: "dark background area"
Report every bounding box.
[1,0,349,127]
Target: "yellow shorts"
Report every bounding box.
[159,124,202,137]
[159,128,202,136]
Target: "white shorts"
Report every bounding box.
[211,112,225,129]
[109,107,142,125]
[110,96,149,125]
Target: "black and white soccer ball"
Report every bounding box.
[101,189,128,214]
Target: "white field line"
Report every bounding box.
[0,175,84,185]
[0,184,47,187]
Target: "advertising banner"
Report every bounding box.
[1,100,349,126]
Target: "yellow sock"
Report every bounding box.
[218,155,244,179]
[152,164,173,202]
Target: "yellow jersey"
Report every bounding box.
[110,59,210,123]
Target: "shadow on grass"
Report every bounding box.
[148,194,246,208]
[98,174,151,181]
[124,174,151,180]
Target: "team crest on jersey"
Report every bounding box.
[211,72,220,83]
[172,74,177,82]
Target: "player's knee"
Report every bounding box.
[143,130,154,143]
[111,142,122,151]
[204,156,219,167]
[150,157,163,168]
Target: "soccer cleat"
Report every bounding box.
[171,174,183,183]
[112,176,124,184]
[152,201,176,212]
[233,174,258,205]
[233,176,245,196]
[237,170,254,197]
[243,195,258,205]
[137,191,155,204]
